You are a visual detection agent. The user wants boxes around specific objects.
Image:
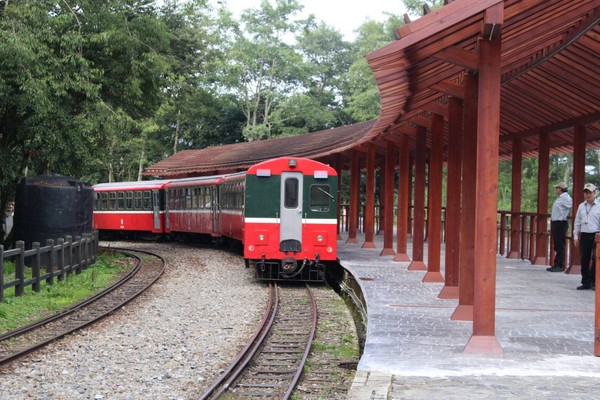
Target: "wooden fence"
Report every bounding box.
[0,231,99,302]
[339,205,562,266]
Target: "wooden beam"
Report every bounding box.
[464,34,502,355]
[424,113,445,283]
[507,139,522,259]
[395,133,411,262]
[408,125,428,271]
[500,111,600,142]
[346,150,360,244]
[431,80,464,99]
[362,144,377,249]
[420,101,449,119]
[483,2,504,40]
[380,142,396,256]
[432,47,479,70]
[413,115,432,129]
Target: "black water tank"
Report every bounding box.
[14,175,94,248]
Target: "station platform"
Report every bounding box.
[337,233,600,399]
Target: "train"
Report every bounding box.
[93,157,338,282]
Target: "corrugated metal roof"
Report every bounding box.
[144,120,376,177]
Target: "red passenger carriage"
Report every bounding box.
[93,180,170,236]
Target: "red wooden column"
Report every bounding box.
[409,126,427,270]
[346,150,360,244]
[362,144,376,248]
[452,73,477,321]
[395,133,411,262]
[334,153,343,240]
[464,32,502,355]
[569,124,587,274]
[507,138,523,259]
[533,131,550,265]
[440,97,463,298]
[424,114,444,283]
[381,141,396,256]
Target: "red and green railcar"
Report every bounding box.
[244,157,338,282]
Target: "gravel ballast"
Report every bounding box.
[0,241,268,399]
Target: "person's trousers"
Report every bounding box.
[551,220,568,268]
[579,232,596,286]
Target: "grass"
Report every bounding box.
[0,252,130,334]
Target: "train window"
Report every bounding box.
[125,191,133,209]
[284,178,299,209]
[117,192,125,209]
[143,191,151,209]
[134,191,142,209]
[108,192,116,210]
[101,192,109,210]
[185,188,192,209]
[310,184,332,212]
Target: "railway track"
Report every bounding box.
[0,247,166,366]
[200,282,317,400]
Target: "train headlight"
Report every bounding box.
[248,245,255,251]
[327,246,333,253]
[316,234,324,242]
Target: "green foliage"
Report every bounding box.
[0,253,128,333]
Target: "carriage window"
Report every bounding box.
[134,191,142,209]
[185,188,192,209]
[94,192,100,210]
[310,184,332,212]
[125,191,133,209]
[284,178,299,209]
[117,192,125,209]
[108,192,116,210]
[101,192,109,210]
[143,191,152,209]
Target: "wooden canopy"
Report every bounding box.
[368,0,600,159]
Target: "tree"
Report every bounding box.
[216,0,308,141]
[342,16,404,122]
[0,0,174,243]
[402,0,444,16]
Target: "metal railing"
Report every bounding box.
[0,231,99,302]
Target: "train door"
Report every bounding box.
[212,186,220,235]
[280,172,303,252]
[152,190,161,230]
[164,190,170,231]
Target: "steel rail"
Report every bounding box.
[0,247,166,366]
[197,282,278,400]
[283,283,318,399]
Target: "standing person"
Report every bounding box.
[573,183,600,290]
[547,182,572,272]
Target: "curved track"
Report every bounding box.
[199,283,317,400]
[0,247,166,366]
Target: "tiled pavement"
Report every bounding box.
[338,234,600,399]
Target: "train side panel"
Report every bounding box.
[219,174,245,241]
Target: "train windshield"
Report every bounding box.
[310,184,332,212]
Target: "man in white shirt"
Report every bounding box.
[573,183,600,290]
[547,182,572,272]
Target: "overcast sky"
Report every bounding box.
[218,0,408,39]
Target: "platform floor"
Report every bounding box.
[338,233,600,399]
